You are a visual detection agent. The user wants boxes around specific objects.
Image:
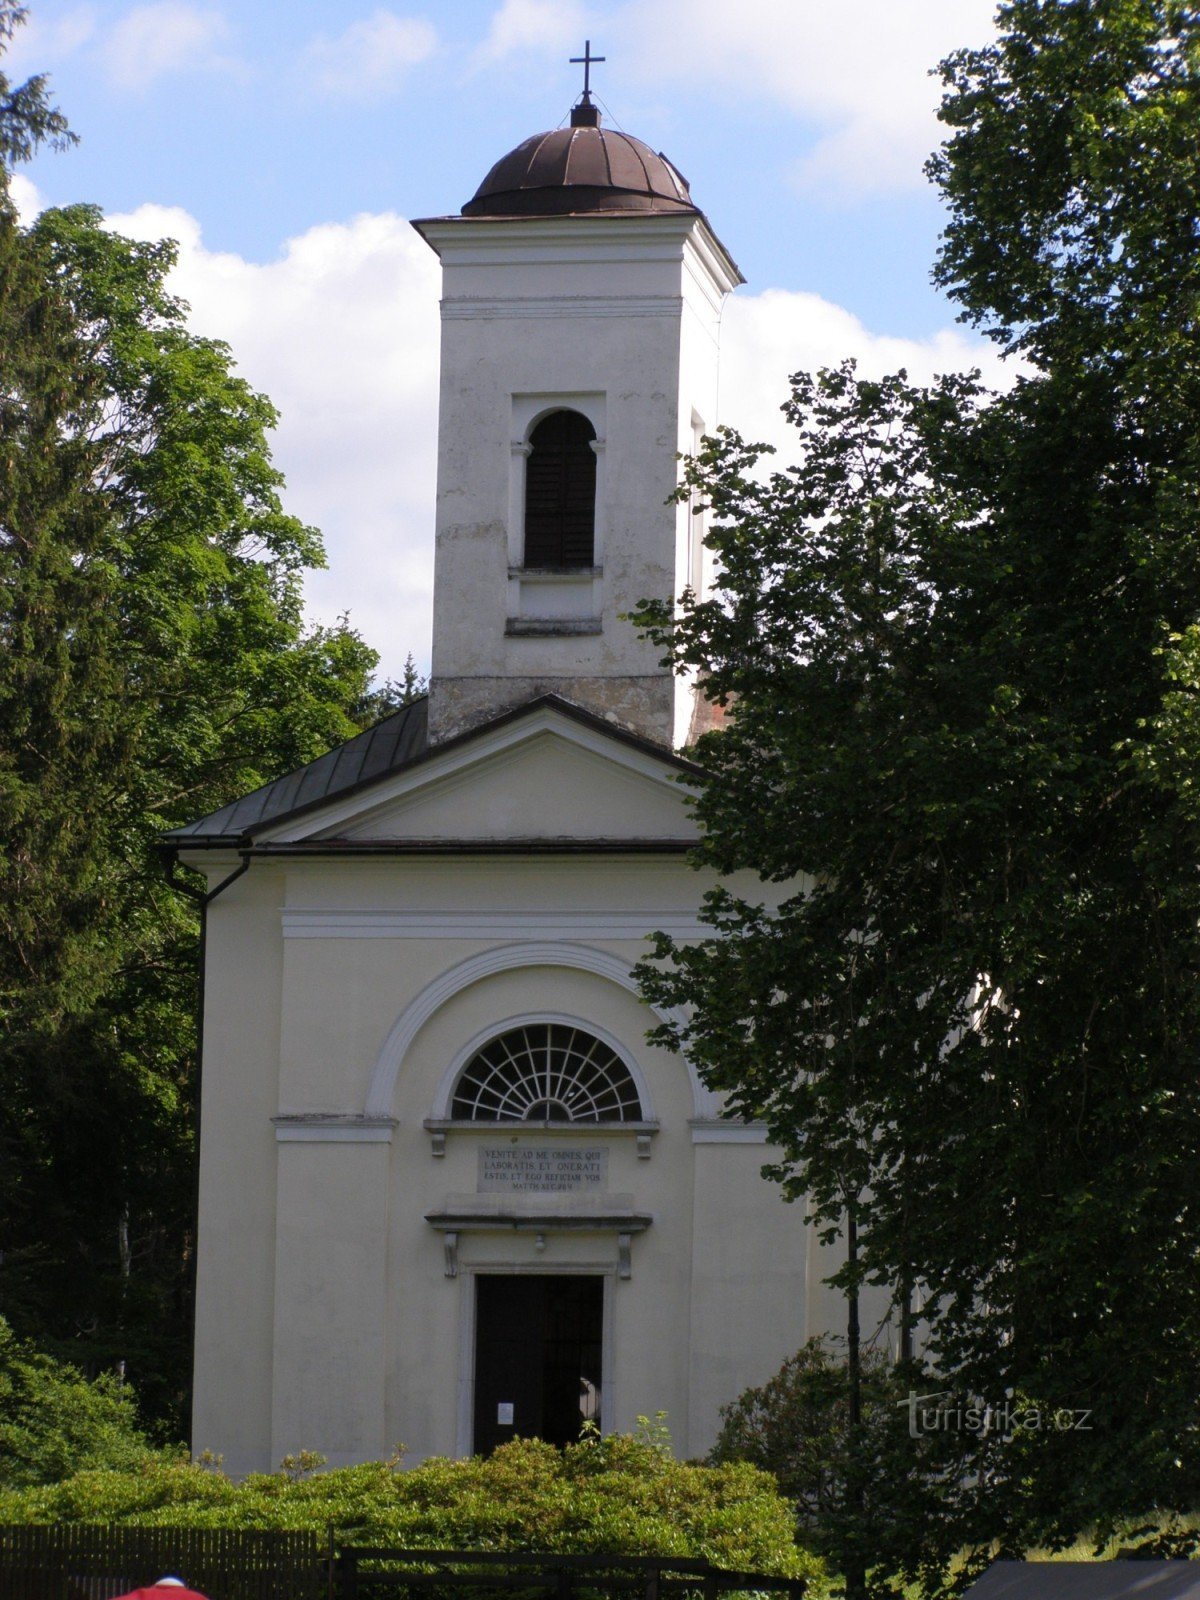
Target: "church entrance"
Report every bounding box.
[473,1275,603,1454]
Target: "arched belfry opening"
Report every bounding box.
[523,409,597,568]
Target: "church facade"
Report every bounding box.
[166,87,870,1477]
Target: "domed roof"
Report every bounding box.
[463,103,697,219]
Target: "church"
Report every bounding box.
[165,69,877,1477]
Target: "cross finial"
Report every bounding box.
[570,40,605,100]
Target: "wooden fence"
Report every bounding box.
[0,1525,328,1600]
[0,1529,807,1600]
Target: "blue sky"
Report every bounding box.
[9,0,1009,679]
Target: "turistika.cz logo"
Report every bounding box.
[899,1391,1093,1439]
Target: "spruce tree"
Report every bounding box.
[0,10,386,1428]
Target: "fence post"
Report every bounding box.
[339,1544,358,1600]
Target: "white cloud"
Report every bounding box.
[719,287,1013,459]
[474,0,998,193]
[100,2,235,91]
[476,0,588,63]
[613,0,999,194]
[8,172,45,223]
[303,10,437,100]
[2,5,96,71]
[105,202,441,678]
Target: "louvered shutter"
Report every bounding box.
[524,410,596,567]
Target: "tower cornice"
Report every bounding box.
[413,212,743,296]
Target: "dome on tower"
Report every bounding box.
[463,102,697,218]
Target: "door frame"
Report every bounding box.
[456,1265,617,1456]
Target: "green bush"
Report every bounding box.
[710,1341,951,1596]
[709,1339,907,1539]
[0,1316,171,1487]
[0,1430,823,1588]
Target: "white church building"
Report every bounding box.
[165,80,870,1477]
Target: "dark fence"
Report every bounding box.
[0,1525,328,1600]
[0,1531,806,1600]
[335,1548,807,1600]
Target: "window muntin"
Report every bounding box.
[451,1023,641,1123]
[523,409,597,568]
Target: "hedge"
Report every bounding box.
[0,1430,825,1589]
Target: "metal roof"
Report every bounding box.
[965,1564,1200,1600]
[163,696,429,843]
[162,693,699,847]
[463,110,697,219]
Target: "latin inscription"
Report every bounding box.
[478,1145,608,1193]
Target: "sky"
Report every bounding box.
[9,0,1011,682]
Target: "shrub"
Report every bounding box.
[709,1339,907,1539]
[0,1316,170,1487]
[710,1341,951,1597]
[0,1430,824,1588]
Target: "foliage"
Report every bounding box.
[0,1316,169,1487]
[635,2,1200,1593]
[0,1433,823,1586]
[353,650,428,723]
[0,4,74,165]
[710,1343,915,1555]
[0,13,387,1433]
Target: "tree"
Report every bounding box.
[0,4,73,165]
[710,1341,925,1582]
[0,1316,167,1487]
[635,2,1200,1592]
[0,23,386,1429]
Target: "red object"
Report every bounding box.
[108,1589,212,1600]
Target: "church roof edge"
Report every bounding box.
[161,693,702,847]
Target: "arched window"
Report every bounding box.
[523,410,596,568]
[452,1023,641,1123]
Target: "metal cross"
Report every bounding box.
[570,40,605,97]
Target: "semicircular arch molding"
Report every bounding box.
[364,941,710,1121]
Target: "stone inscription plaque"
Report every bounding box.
[478,1144,608,1194]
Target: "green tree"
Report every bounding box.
[710,1341,926,1582]
[0,3,73,165]
[0,1316,168,1487]
[636,2,1200,1592]
[353,650,428,723]
[0,16,386,1429]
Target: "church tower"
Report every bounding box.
[416,73,742,749]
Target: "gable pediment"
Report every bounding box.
[254,703,698,845]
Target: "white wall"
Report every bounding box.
[419,214,739,747]
[191,839,866,1469]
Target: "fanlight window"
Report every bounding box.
[523,409,597,568]
[452,1024,641,1123]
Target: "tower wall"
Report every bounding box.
[417,214,739,748]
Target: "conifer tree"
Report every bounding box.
[0,7,385,1427]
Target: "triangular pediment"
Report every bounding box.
[253,700,698,845]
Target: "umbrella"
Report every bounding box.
[108,1581,212,1600]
